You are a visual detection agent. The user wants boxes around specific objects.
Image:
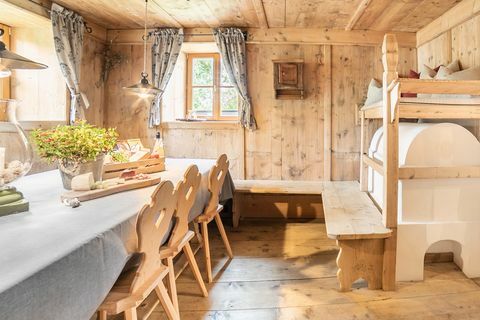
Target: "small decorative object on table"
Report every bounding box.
[31,121,118,190]
[102,134,165,179]
[0,99,33,216]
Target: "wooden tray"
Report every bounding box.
[61,177,161,202]
[103,157,165,179]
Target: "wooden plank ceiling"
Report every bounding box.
[52,0,462,31]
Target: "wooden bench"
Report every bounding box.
[232,180,324,228]
[322,181,392,291]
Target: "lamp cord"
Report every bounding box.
[143,0,147,76]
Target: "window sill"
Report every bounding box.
[161,120,241,130]
[1,121,66,133]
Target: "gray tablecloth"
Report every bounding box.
[0,158,233,320]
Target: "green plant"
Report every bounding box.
[31,121,118,164]
[109,150,129,163]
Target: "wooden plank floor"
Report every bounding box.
[131,219,480,319]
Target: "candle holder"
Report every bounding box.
[0,99,33,216]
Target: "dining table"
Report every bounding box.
[0,158,234,320]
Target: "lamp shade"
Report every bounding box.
[123,73,162,96]
[0,64,11,78]
[0,41,48,70]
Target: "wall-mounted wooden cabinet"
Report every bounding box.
[273,59,304,100]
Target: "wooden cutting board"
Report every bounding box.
[61,177,161,202]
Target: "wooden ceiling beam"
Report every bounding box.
[251,0,269,28]
[108,28,215,44]
[247,28,416,47]
[108,27,416,48]
[345,0,372,31]
[1,0,107,41]
[149,0,183,28]
[353,0,390,30]
[369,0,418,31]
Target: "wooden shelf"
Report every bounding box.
[273,60,304,100]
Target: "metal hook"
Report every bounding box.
[83,22,92,34]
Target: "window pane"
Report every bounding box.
[220,87,238,117]
[220,62,232,86]
[192,58,214,86]
[192,87,213,116]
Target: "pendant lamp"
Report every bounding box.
[0,29,48,74]
[123,0,161,96]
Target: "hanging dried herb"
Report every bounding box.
[96,38,125,88]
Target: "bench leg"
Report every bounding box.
[336,239,384,291]
[232,194,241,229]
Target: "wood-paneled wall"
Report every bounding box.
[104,44,157,146]
[161,122,244,179]
[104,40,416,181]
[417,11,480,138]
[245,44,326,181]
[418,14,480,70]
[82,34,106,127]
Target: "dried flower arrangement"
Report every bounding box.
[96,38,126,88]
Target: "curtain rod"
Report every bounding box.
[26,0,92,33]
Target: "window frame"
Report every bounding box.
[186,53,238,121]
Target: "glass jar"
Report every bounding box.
[0,99,33,188]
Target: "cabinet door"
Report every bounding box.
[278,63,298,86]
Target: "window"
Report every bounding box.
[186,53,239,120]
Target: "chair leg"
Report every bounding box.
[214,213,233,258]
[201,221,213,283]
[193,222,203,245]
[165,257,179,314]
[97,310,107,320]
[155,282,180,320]
[124,308,137,320]
[183,242,208,297]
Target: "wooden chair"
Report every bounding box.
[160,165,208,314]
[97,181,179,320]
[194,154,233,283]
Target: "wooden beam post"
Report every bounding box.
[345,0,372,31]
[323,45,332,181]
[381,33,399,291]
[359,110,368,190]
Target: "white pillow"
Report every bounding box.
[364,79,383,106]
[420,64,436,79]
[448,66,480,80]
[433,66,480,99]
[420,61,460,98]
[435,66,453,79]
[435,60,461,79]
[418,65,437,98]
[447,59,461,73]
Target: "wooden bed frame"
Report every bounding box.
[356,33,480,290]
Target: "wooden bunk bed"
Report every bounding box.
[323,33,480,292]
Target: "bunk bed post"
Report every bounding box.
[359,110,368,191]
[381,33,399,291]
